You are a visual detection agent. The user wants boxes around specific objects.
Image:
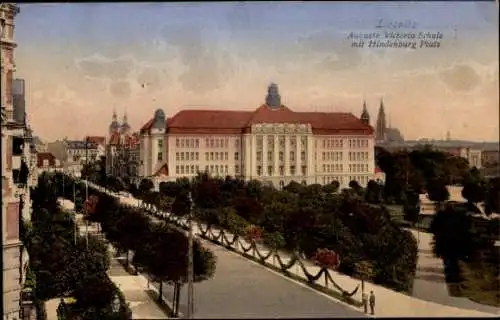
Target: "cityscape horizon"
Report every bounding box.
[13,2,499,142]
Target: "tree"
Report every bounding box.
[133,223,216,317]
[322,181,340,194]
[159,181,181,198]
[461,181,486,206]
[349,180,364,197]
[138,178,154,196]
[284,181,305,194]
[484,178,500,215]
[365,180,383,204]
[427,179,450,211]
[430,204,474,282]
[353,260,375,293]
[116,210,152,266]
[403,189,420,224]
[171,191,192,217]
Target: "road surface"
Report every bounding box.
[155,242,366,318]
[91,183,366,318]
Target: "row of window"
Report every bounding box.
[321,139,344,149]
[175,138,200,148]
[322,152,344,162]
[172,151,367,164]
[348,151,369,162]
[176,152,200,161]
[257,135,308,149]
[321,175,371,186]
[322,164,344,173]
[175,137,241,149]
[348,139,369,149]
[349,163,369,173]
[174,152,239,162]
[256,150,307,162]
[256,165,307,176]
[174,164,232,175]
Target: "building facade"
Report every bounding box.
[62,139,104,177]
[106,132,140,182]
[105,111,140,182]
[139,84,376,189]
[1,4,36,319]
[481,148,499,168]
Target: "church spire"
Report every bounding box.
[360,99,370,125]
[120,108,131,135]
[375,98,387,142]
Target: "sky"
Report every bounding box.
[13,2,499,142]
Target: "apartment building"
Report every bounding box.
[2,3,36,319]
[139,84,376,189]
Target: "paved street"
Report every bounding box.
[155,241,366,319]
[89,183,498,318]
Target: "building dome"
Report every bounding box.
[153,108,166,129]
[265,83,282,109]
[120,113,131,134]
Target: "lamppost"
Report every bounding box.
[187,192,194,319]
[71,172,77,245]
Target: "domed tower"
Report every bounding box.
[120,111,131,135]
[153,109,166,129]
[265,83,282,109]
[108,109,120,135]
[360,100,370,125]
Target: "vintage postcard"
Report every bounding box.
[1,2,499,320]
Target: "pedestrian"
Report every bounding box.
[369,290,376,315]
[362,291,368,313]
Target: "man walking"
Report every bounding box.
[362,291,368,313]
[369,291,376,315]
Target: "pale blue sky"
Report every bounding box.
[14,2,499,141]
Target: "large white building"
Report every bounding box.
[139,84,376,189]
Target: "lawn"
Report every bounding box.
[385,204,432,232]
[451,259,500,307]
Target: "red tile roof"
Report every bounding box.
[86,136,105,145]
[374,167,384,174]
[108,132,140,147]
[37,152,57,168]
[153,163,169,177]
[140,104,374,135]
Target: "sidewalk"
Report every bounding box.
[59,198,170,319]
[195,225,498,317]
[88,183,500,318]
[407,228,499,315]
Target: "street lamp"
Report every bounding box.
[187,192,194,319]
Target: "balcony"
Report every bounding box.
[12,160,29,187]
[12,136,24,156]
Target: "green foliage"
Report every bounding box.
[61,173,217,289]
[365,180,383,204]
[403,189,420,224]
[167,174,420,292]
[139,178,154,195]
[25,174,129,319]
[461,181,486,204]
[220,207,248,235]
[427,178,450,203]
[376,146,470,203]
[262,231,286,250]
